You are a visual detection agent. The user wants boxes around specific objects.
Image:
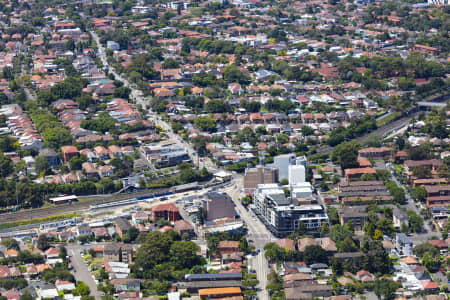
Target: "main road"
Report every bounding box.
[91,31,274,297]
[224,179,273,300]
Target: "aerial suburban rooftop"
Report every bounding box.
[0,0,448,299]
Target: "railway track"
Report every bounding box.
[0,188,171,224]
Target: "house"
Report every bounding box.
[160,69,181,80]
[319,237,337,254]
[132,212,148,224]
[284,284,333,299]
[36,264,52,273]
[428,240,448,255]
[9,267,21,278]
[395,233,412,256]
[110,279,141,292]
[92,227,110,240]
[151,203,180,222]
[2,289,20,300]
[393,207,409,229]
[276,238,296,251]
[39,148,60,166]
[355,270,375,282]
[174,220,195,239]
[94,146,110,160]
[37,284,58,300]
[412,44,438,56]
[108,145,123,158]
[228,83,243,95]
[76,224,92,237]
[25,264,38,276]
[4,249,18,258]
[44,248,60,259]
[55,280,76,291]
[0,266,11,278]
[99,165,113,177]
[297,238,317,252]
[115,218,132,238]
[61,146,79,164]
[217,241,240,255]
[382,240,395,255]
[399,256,420,266]
[421,281,439,292]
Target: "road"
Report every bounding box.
[224,179,273,300]
[90,31,217,174]
[92,30,273,295]
[385,162,441,244]
[66,244,102,300]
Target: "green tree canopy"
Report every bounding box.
[331,140,361,170]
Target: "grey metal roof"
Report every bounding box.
[184,272,242,281]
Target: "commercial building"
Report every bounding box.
[291,182,314,201]
[253,184,328,237]
[198,287,241,299]
[271,154,306,181]
[244,166,279,194]
[141,142,191,168]
[202,192,235,221]
[288,165,306,186]
[152,203,180,222]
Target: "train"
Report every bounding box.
[89,181,204,210]
[89,191,174,210]
[135,191,173,201]
[39,217,83,230]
